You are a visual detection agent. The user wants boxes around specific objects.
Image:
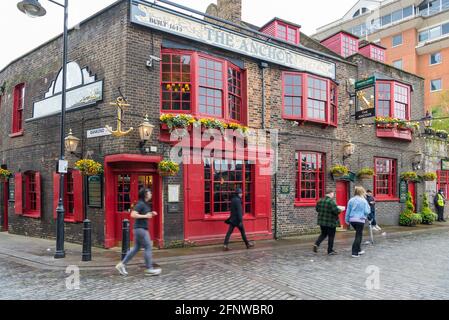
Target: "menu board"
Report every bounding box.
[399,180,408,203]
[87,175,103,208]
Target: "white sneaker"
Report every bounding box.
[352,254,360,258]
[375,225,382,231]
[358,250,366,255]
[145,267,162,276]
[115,262,128,276]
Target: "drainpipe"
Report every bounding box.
[260,62,268,129]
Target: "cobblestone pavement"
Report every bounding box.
[1,229,449,300]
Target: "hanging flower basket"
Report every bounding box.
[75,159,104,176]
[357,168,374,180]
[158,160,180,177]
[421,172,437,182]
[400,171,418,181]
[0,168,12,182]
[330,165,349,177]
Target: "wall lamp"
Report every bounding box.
[343,142,355,162]
[65,129,82,158]
[412,152,423,171]
[138,115,155,153]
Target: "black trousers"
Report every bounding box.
[350,222,365,255]
[315,226,336,253]
[437,206,445,221]
[224,223,249,246]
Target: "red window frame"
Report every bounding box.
[204,158,254,217]
[161,52,192,113]
[370,46,385,62]
[437,170,449,198]
[53,170,84,223]
[12,83,25,135]
[295,151,325,206]
[275,21,299,44]
[160,49,247,125]
[282,72,338,126]
[376,81,411,120]
[342,35,358,57]
[65,171,75,219]
[23,171,41,218]
[374,157,398,200]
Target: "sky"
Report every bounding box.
[0,0,357,70]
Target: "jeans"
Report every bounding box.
[224,223,249,246]
[315,226,336,254]
[122,228,153,269]
[368,211,377,226]
[437,206,445,221]
[350,222,365,255]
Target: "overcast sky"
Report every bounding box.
[0,0,357,70]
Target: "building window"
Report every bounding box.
[437,170,449,198]
[393,59,403,69]
[342,35,358,57]
[12,83,25,134]
[204,158,253,215]
[376,81,410,120]
[374,158,397,200]
[430,52,442,65]
[431,79,442,92]
[161,49,246,124]
[282,72,337,126]
[53,170,84,222]
[370,46,385,62]
[392,34,403,47]
[228,66,243,121]
[65,171,75,218]
[117,174,131,212]
[161,52,192,112]
[295,151,325,205]
[276,22,298,44]
[22,171,41,218]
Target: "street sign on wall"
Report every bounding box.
[355,76,376,120]
[442,159,449,171]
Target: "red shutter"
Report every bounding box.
[185,164,204,221]
[254,161,272,218]
[73,170,84,222]
[35,172,42,217]
[14,173,23,215]
[53,173,60,219]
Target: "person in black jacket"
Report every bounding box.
[223,188,254,251]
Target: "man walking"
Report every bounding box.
[434,189,446,222]
[313,190,341,255]
[223,188,254,251]
[366,190,381,231]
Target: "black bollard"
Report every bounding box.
[121,219,130,261]
[82,219,92,262]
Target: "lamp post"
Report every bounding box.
[17,0,69,258]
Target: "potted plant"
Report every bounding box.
[158,160,180,176]
[330,165,349,177]
[424,127,436,135]
[399,192,422,227]
[420,194,438,225]
[227,122,249,136]
[196,118,228,135]
[160,114,195,132]
[436,129,448,139]
[0,168,12,182]
[357,168,374,180]
[400,171,418,181]
[421,172,437,182]
[75,159,104,176]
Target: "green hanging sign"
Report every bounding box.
[399,180,408,203]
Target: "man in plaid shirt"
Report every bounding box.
[313,190,342,255]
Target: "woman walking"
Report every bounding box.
[345,186,371,258]
[115,188,161,276]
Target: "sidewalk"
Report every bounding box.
[1,222,448,270]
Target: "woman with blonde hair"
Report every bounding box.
[345,186,371,258]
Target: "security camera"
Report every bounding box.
[146,55,162,68]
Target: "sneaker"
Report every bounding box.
[144,267,162,276]
[115,262,128,276]
[375,226,382,231]
[328,250,338,255]
[223,245,230,251]
[246,242,255,249]
[358,250,366,255]
[313,245,318,253]
[352,254,360,258]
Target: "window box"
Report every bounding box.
[376,127,412,141]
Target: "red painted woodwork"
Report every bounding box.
[282,72,338,127]
[2,181,8,231]
[14,173,23,215]
[73,171,84,222]
[254,161,271,219]
[104,154,163,249]
[295,151,325,206]
[374,157,398,200]
[160,49,247,125]
[53,171,84,223]
[336,181,349,228]
[376,81,411,120]
[359,44,386,62]
[376,127,412,141]
[12,83,25,134]
[260,19,300,45]
[408,182,417,210]
[437,170,449,198]
[321,31,359,58]
[184,163,205,221]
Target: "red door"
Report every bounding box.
[1,181,8,231]
[336,181,349,228]
[114,173,160,246]
[408,182,417,211]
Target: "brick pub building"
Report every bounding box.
[0,0,443,248]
